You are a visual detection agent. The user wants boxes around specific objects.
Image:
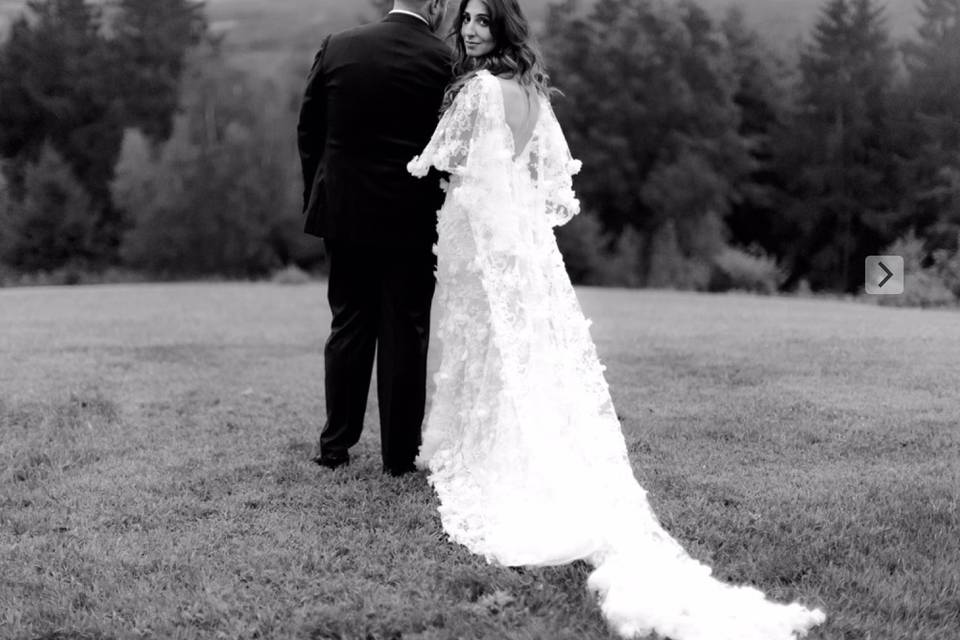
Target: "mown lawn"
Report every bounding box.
[1,282,958,639]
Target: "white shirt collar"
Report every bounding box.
[388,9,430,26]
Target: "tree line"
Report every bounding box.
[548,0,960,304]
[0,0,958,304]
[0,0,318,280]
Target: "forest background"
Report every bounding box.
[1,0,958,306]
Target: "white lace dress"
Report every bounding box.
[407,70,826,640]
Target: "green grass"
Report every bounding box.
[1,283,958,639]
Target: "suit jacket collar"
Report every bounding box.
[384,11,432,33]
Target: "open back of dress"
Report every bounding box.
[496,77,541,161]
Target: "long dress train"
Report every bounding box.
[407,70,826,639]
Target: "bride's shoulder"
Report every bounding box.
[454,70,495,98]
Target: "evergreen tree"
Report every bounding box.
[720,7,792,253]
[902,0,960,250]
[544,0,749,287]
[0,169,11,263]
[0,0,120,205]
[2,147,98,271]
[779,0,898,291]
[0,0,208,268]
[110,0,207,142]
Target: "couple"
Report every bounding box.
[297,1,826,638]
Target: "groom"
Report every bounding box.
[297,0,452,476]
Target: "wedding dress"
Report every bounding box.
[407,70,825,639]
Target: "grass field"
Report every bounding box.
[1,282,958,639]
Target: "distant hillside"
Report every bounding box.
[0,0,924,61]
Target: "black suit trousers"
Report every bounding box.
[317,239,436,472]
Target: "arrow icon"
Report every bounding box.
[865,256,903,295]
[877,262,893,288]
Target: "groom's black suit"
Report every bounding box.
[297,13,452,475]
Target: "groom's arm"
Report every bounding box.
[297,35,331,214]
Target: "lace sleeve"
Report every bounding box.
[408,74,493,177]
[535,100,583,227]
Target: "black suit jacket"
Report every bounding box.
[297,13,453,246]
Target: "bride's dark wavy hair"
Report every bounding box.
[440,0,556,113]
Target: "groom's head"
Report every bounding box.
[394,0,448,32]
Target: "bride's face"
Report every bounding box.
[461,0,496,58]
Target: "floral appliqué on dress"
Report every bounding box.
[408,70,825,640]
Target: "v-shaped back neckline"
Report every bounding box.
[484,71,542,162]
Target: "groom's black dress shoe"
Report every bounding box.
[383,463,418,477]
[313,454,349,470]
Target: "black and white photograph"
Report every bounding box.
[0,0,958,638]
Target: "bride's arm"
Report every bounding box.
[407,75,488,178]
[537,99,583,227]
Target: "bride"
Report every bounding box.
[408,1,826,637]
